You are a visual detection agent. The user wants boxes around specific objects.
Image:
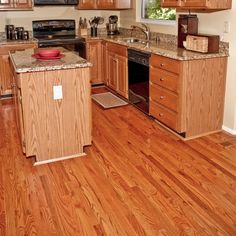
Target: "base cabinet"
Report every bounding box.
[11,67,92,164]
[150,54,228,138]
[86,39,103,85]
[107,42,128,99]
[101,41,108,85]
[0,42,37,97]
[0,55,12,96]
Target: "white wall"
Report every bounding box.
[0,7,120,32]
[120,0,236,133]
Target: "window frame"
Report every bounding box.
[137,0,176,26]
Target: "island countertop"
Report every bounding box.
[10,47,92,73]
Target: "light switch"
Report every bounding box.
[53,85,63,100]
[224,21,230,33]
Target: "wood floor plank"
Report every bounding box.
[0,94,236,236]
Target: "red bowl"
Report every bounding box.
[37,49,60,58]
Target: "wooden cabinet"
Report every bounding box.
[161,0,232,11]
[10,54,92,164]
[86,39,103,85]
[97,0,114,8]
[101,41,108,85]
[0,55,12,96]
[12,69,25,152]
[0,42,37,97]
[107,42,128,99]
[77,0,94,9]
[150,54,228,138]
[0,0,32,10]
[78,0,131,9]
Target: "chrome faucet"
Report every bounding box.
[131,23,150,41]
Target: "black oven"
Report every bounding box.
[38,39,86,59]
[33,20,86,59]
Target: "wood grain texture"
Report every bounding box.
[161,0,232,10]
[0,88,236,235]
[150,54,227,138]
[0,42,37,96]
[19,68,91,162]
[86,40,103,84]
[184,57,227,137]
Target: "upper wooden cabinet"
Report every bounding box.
[78,0,131,9]
[161,0,232,11]
[77,0,94,9]
[0,0,32,10]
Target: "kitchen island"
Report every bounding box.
[10,48,92,165]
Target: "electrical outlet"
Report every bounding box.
[224,21,230,34]
[53,85,63,100]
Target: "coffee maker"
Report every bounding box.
[106,15,119,35]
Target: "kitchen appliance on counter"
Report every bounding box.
[34,0,77,5]
[128,49,151,114]
[32,19,86,59]
[178,14,198,48]
[106,15,119,35]
[5,24,29,40]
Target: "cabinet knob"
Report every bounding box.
[160,63,165,67]
[160,96,165,100]
[159,113,164,117]
[160,77,164,81]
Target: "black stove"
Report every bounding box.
[33,19,86,58]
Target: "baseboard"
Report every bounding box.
[222,126,236,135]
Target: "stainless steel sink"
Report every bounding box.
[121,37,147,44]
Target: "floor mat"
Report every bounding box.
[91,92,128,109]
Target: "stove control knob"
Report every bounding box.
[142,59,147,65]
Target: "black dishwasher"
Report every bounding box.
[128,49,151,114]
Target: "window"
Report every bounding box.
[141,0,176,25]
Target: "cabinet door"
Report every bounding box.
[97,0,114,8]
[15,0,32,9]
[161,0,181,7]
[12,82,25,152]
[107,51,117,91]
[0,0,13,9]
[78,0,95,9]
[101,41,108,85]
[116,54,128,98]
[182,0,206,7]
[0,55,12,96]
[86,40,102,84]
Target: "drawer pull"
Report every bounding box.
[160,77,165,81]
[159,113,164,117]
[160,96,165,100]
[160,63,165,67]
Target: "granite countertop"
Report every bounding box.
[0,33,38,46]
[10,47,92,73]
[84,35,229,61]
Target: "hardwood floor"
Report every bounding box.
[0,93,236,236]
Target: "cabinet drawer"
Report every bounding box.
[107,43,127,57]
[150,84,178,112]
[150,54,180,74]
[150,67,179,92]
[150,101,178,131]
